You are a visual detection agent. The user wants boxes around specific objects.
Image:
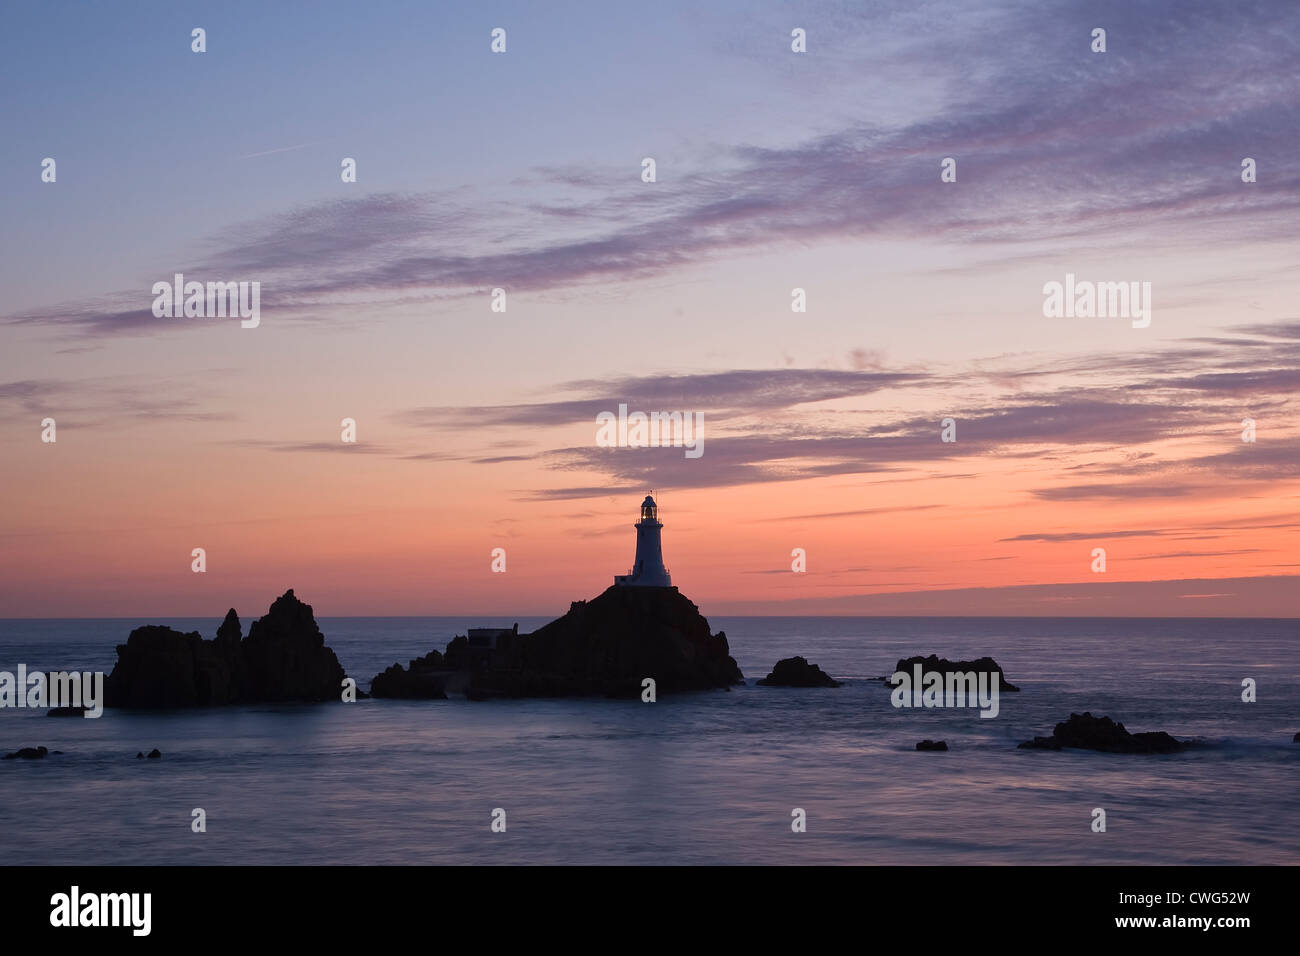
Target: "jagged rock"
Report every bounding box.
[414,649,445,668]
[208,608,246,698]
[240,590,345,703]
[888,654,1019,692]
[3,746,48,760]
[757,656,841,687]
[416,585,743,698]
[369,649,448,699]
[1018,712,1183,754]
[104,590,346,708]
[103,625,213,707]
[484,586,741,697]
[442,636,472,671]
[215,608,241,647]
[147,749,161,759]
[916,739,948,751]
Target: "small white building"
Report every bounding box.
[614,494,673,587]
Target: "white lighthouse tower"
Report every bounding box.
[614,494,673,588]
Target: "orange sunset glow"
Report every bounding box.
[3,3,1298,619]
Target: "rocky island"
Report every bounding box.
[1018,712,1184,754]
[370,495,743,699]
[372,584,743,699]
[757,656,840,687]
[885,654,1020,692]
[370,649,451,699]
[103,589,346,708]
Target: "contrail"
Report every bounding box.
[239,143,312,159]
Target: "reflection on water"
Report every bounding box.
[0,616,1295,864]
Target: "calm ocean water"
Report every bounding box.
[0,615,1295,865]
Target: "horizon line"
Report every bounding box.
[4,613,1298,622]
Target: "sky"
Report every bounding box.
[2,0,1298,618]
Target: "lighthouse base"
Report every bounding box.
[614,572,674,588]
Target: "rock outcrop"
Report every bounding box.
[3,746,49,760]
[757,656,841,687]
[376,585,742,699]
[104,590,345,708]
[103,625,216,708]
[887,654,1019,692]
[239,591,345,703]
[369,650,449,699]
[482,586,742,697]
[1018,712,1183,754]
[916,739,948,751]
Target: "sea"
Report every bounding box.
[0,616,1295,865]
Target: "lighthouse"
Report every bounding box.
[614,494,673,588]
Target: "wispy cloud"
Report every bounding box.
[229,439,394,455]
[8,1,1297,338]
[386,319,1300,499]
[0,376,235,425]
[1001,529,1166,543]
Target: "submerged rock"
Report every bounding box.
[757,656,841,687]
[916,739,948,751]
[3,746,49,760]
[888,654,1019,692]
[104,590,346,708]
[1018,712,1183,754]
